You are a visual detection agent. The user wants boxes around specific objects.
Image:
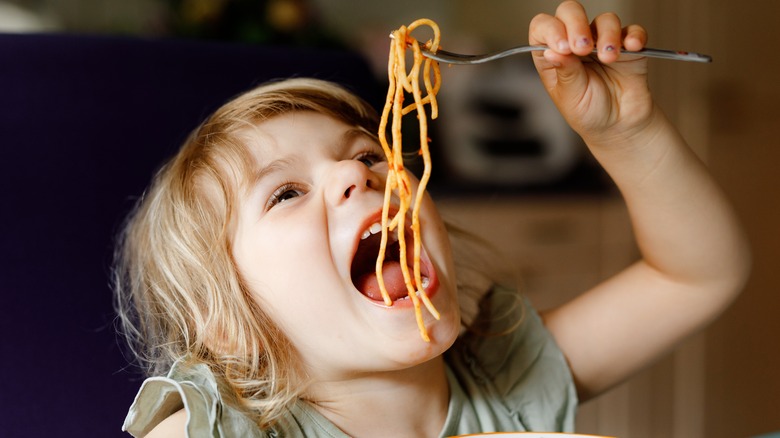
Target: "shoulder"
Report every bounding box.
[447,286,577,430]
[145,409,187,438]
[122,361,235,436]
[458,287,565,375]
[451,285,575,382]
[122,361,272,437]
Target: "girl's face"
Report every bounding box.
[231,111,460,380]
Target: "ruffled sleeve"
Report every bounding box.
[122,361,263,437]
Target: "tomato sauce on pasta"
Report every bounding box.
[376,19,442,342]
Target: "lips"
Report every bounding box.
[350,212,433,304]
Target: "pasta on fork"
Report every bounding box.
[377,19,442,341]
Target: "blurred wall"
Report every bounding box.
[311,0,629,77]
[701,1,780,436]
[4,0,161,33]
[4,0,778,436]
[0,1,58,31]
[634,1,780,436]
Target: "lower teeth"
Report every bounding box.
[393,278,430,302]
[396,289,425,302]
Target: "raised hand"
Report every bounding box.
[529,0,655,145]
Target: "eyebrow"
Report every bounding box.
[334,127,378,153]
[243,126,378,194]
[244,157,295,196]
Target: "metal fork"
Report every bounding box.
[415,42,712,64]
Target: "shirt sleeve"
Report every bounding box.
[122,375,218,437]
[122,361,265,437]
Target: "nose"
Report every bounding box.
[325,160,383,207]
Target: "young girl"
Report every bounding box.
[116,1,750,436]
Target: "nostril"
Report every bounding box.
[343,180,373,199]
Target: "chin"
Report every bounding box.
[415,308,460,362]
[428,323,460,358]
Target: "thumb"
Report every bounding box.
[533,50,589,113]
[542,49,589,97]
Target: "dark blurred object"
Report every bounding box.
[163,0,343,47]
[0,32,380,437]
[431,56,612,196]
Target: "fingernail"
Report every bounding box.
[575,37,590,48]
[557,40,570,51]
[604,45,615,52]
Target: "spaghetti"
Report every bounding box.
[376,19,442,342]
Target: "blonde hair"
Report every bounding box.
[113,78,379,427]
[114,77,513,428]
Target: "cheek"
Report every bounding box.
[420,196,460,319]
[234,217,316,301]
[422,197,455,273]
[234,214,341,331]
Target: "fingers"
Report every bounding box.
[529,1,649,64]
[529,14,568,52]
[529,1,592,59]
[591,13,622,63]
[623,24,648,52]
[555,0,593,56]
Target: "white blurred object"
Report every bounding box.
[0,2,58,32]
[439,53,580,186]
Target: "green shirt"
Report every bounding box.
[123,289,577,436]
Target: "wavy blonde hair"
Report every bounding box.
[113,78,380,427]
[114,76,512,428]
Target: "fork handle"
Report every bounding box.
[423,45,712,64]
[624,47,712,63]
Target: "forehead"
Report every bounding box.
[239,111,375,162]
[249,110,345,141]
[234,111,377,185]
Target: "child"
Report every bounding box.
[115,1,751,436]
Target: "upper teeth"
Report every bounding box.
[361,222,383,240]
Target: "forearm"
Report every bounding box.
[544,107,751,397]
[530,1,751,399]
[587,107,751,292]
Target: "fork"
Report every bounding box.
[412,41,712,64]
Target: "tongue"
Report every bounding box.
[355,261,412,302]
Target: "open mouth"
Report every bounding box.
[350,218,431,304]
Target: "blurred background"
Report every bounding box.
[1,0,778,437]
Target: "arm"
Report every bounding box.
[143,409,186,438]
[529,1,751,401]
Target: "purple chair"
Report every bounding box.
[0,32,381,437]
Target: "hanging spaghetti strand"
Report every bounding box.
[376,19,442,342]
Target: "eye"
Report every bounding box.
[266,182,306,210]
[354,150,385,167]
